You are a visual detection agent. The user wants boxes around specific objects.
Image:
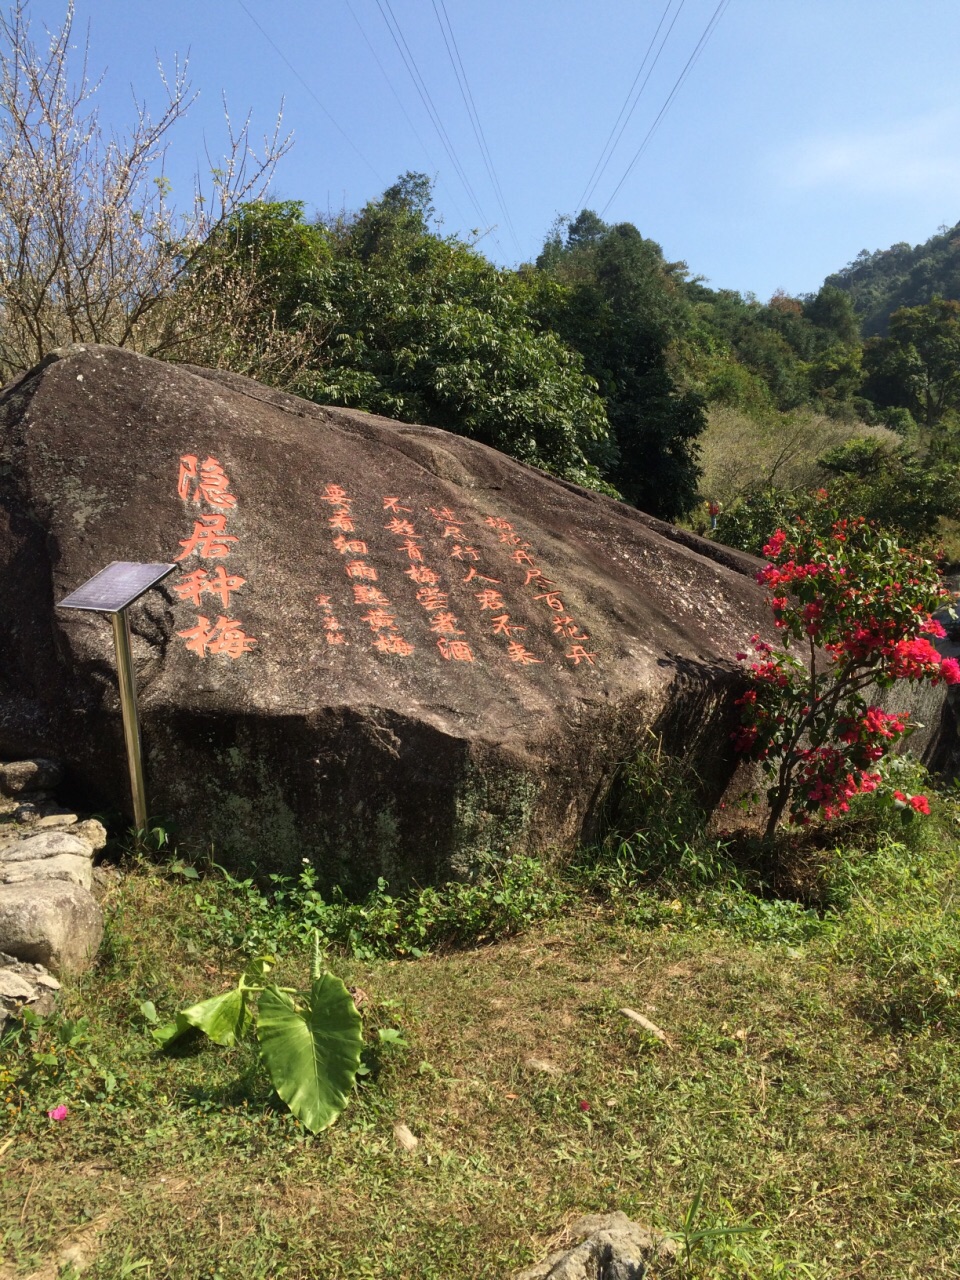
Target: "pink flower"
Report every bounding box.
[940,657,960,685]
[922,618,947,639]
[47,1105,68,1121]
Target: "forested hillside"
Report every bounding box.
[826,221,960,337]
[149,177,960,555]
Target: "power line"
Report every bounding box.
[575,0,681,216]
[431,0,521,257]
[341,0,472,231]
[375,0,499,247]
[235,0,384,185]
[343,0,439,177]
[600,0,731,218]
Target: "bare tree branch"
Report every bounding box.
[0,0,291,380]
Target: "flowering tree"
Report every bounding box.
[0,1,289,380]
[734,511,959,841]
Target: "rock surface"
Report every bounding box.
[0,951,61,1031]
[0,758,62,796]
[516,1213,677,1279]
[0,767,105,975]
[0,344,792,885]
[0,879,103,974]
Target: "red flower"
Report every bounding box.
[762,529,787,559]
[909,794,930,815]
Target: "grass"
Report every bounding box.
[1,778,960,1277]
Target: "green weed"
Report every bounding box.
[189,853,574,960]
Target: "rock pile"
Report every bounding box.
[0,953,61,1033]
[0,758,105,1019]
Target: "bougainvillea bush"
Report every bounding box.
[734,507,959,840]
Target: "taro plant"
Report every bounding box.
[154,932,363,1133]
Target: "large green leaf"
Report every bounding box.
[256,974,363,1133]
[153,987,249,1049]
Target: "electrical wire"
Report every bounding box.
[342,0,472,231]
[375,0,500,248]
[599,0,731,218]
[575,0,681,216]
[431,0,521,256]
[344,0,439,176]
[235,0,384,184]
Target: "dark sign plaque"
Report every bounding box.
[58,562,177,614]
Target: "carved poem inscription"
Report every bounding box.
[321,484,415,656]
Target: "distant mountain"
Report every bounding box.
[825,221,960,336]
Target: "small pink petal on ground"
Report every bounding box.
[47,1105,68,1121]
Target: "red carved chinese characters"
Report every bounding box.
[321,484,414,657]
[388,499,469,663]
[507,641,542,665]
[175,513,238,561]
[405,565,440,585]
[353,585,390,606]
[373,633,415,656]
[437,637,475,662]
[566,645,598,666]
[345,560,378,581]
[429,612,465,636]
[178,615,257,659]
[360,608,397,632]
[384,518,417,538]
[173,454,256,659]
[475,588,506,611]
[490,612,525,637]
[476,511,598,669]
[423,506,543,665]
[177,455,237,510]
[173,566,246,608]
[315,594,347,646]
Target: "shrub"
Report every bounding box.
[734,512,957,839]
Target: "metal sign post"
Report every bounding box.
[58,561,177,830]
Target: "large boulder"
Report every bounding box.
[0,345,778,887]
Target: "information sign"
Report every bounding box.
[58,561,176,614]
[56,560,176,830]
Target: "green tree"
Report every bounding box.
[818,436,960,540]
[537,213,706,520]
[825,221,960,337]
[802,284,861,348]
[862,297,960,429]
[165,200,332,383]
[176,182,612,488]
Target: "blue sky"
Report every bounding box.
[28,0,960,298]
